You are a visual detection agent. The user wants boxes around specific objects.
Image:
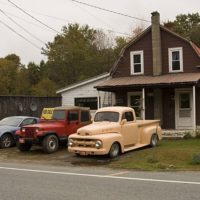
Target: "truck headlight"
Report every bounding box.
[68,138,74,147]
[21,128,26,133]
[95,140,102,149]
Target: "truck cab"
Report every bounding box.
[17,106,91,153]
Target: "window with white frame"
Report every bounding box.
[130,51,144,75]
[168,47,183,72]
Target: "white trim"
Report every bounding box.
[193,85,196,131]
[56,73,109,94]
[130,50,144,75]
[168,47,183,73]
[175,88,194,129]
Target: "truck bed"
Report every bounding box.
[136,120,160,127]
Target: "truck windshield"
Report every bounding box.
[52,110,66,120]
[94,112,119,122]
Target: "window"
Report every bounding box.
[52,110,66,120]
[168,47,183,72]
[81,111,90,122]
[20,118,37,126]
[122,112,134,122]
[68,111,78,121]
[75,97,98,110]
[130,51,144,75]
[94,112,119,122]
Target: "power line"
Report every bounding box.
[4,11,53,32]
[70,0,131,37]
[0,19,41,50]
[7,0,60,34]
[70,0,151,23]
[0,8,46,44]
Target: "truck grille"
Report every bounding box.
[73,139,95,148]
[24,128,35,138]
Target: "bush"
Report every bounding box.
[191,153,200,165]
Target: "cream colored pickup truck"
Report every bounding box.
[68,106,162,158]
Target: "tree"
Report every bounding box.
[27,62,41,85]
[42,23,117,88]
[31,78,57,96]
[0,58,18,95]
[164,13,200,46]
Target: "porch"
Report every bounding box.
[95,73,200,131]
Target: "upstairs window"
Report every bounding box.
[168,47,183,72]
[130,51,144,75]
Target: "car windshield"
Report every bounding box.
[0,117,22,127]
[52,110,66,120]
[94,111,119,122]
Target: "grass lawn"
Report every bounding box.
[109,139,200,171]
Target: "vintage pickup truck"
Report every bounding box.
[16,106,91,153]
[68,106,162,158]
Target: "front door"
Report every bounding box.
[67,110,80,135]
[128,92,142,119]
[175,89,193,129]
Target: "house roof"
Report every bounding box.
[56,72,109,94]
[95,73,200,90]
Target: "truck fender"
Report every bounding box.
[39,132,59,140]
[142,126,158,144]
[105,133,123,154]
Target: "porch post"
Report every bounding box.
[193,85,196,131]
[142,88,145,120]
[97,90,101,108]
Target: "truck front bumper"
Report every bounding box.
[68,146,109,156]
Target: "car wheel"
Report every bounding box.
[17,142,32,152]
[109,142,120,158]
[0,134,14,148]
[43,135,59,153]
[150,134,158,147]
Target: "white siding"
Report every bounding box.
[61,78,114,112]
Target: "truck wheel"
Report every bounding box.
[17,143,32,152]
[0,134,14,148]
[43,135,58,153]
[109,142,120,158]
[150,134,158,147]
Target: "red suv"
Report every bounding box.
[16,106,91,153]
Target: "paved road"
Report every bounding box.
[0,161,200,200]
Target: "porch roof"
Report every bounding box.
[95,73,200,90]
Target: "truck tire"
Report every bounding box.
[0,133,14,148]
[109,142,120,158]
[17,142,32,152]
[43,134,58,153]
[150,134,158,147]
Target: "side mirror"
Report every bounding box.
[121,119,127,125]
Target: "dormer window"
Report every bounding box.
[168,47,183,72]
[130,50,144,75]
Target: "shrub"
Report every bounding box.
[191,153,200,165]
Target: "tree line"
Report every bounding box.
[0,13,199,96]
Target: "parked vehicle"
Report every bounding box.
[17,106,91,153]
[0,116,39,148]
[68,106,162,158]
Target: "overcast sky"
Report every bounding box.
[0,0,199,65]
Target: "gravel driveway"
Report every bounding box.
[0,146,112,167]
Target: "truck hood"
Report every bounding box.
[77,122,119,136]
[24,121,63,129]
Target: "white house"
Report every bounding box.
[56,73,115,116]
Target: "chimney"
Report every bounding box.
[151,11,162,76]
